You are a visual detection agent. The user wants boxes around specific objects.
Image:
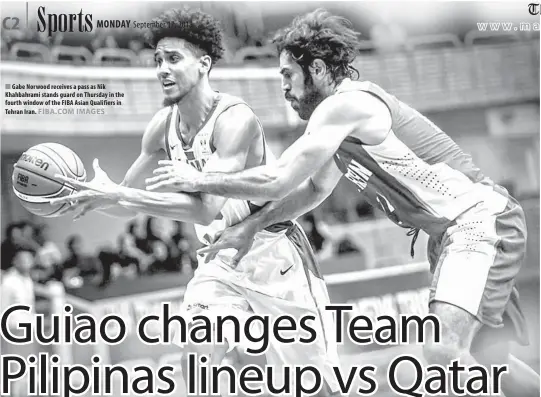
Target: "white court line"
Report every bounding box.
[323,261,429,285]
[65,294,97,313]
[94,262,428,305]
[0,61,280,80]
[93,287,187,307]
[60,262,429,311]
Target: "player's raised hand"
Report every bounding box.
[89,158,115,185]
[49,159,120,217]
[197,220,258,268]
[72,159,118,220]
[145,160,200,193]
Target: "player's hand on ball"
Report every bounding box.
[197,221,258,268]
[146,160,200,192]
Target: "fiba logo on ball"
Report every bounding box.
[12,143,87,218]
[16,173,29,187]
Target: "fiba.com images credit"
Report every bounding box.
[1,304,507,397]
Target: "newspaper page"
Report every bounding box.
[1,1,539,396]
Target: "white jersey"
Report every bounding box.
[165,93,269,245]
[167,98,340,389]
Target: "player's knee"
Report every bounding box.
[184,339,211,358]
[209,342,229,366]
[313,381,340,397]
[183,336,229,367]
[423,340,467,366]
[426,302,481,366]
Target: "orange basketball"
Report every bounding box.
[12,143,86,218]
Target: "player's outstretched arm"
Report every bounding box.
[52,106,258,224]
[52,108,171,219]
[104,105,261,224]
[249,158,343,228]
[95,107,174,218]
[198,158,343,265]
[147,91,390,202]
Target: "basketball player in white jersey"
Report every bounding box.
[51,8,340,396]
[143,9,540,397]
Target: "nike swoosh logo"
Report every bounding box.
[280,265,293,276]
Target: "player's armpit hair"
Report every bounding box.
[272,8,361,83]
[145,7,224,64]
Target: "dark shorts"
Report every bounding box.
[427,187,529,346]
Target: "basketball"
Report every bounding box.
[12,143,87,218]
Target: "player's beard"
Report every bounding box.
[163,96,177,107]
[163,92,185,107]
[297,75,326,120]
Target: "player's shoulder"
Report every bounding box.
[217,93,256,116]
[336,79,393,116]
[144,106,172,136]
[218,92,248,107]
[213,94,262,148]
[142,106,172,150]
[149,106,173,129]
[215,93,260,128]
[312,85,389,126]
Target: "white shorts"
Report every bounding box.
[177,223,340,393]
[428,187,529,346]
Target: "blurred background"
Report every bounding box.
[1,1,539,396]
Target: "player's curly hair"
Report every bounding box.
[272,9,361,84]
[145,8,224,65]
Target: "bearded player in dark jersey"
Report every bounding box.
[143,9,540,397]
